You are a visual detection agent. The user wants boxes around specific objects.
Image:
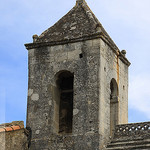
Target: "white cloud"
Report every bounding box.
[129,73,150,119]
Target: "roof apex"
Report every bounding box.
[76,0,85,5]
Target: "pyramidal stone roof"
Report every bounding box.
[25,0,117,49]
[25,0,130,65]
[37,0,105,43]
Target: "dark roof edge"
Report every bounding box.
[25,32,130,66]
[25,33,101,49]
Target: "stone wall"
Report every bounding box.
[98,39,129,148]
[0,121,28,150]
[27,39,101,149]
[26,37,129,149]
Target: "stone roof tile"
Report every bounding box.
[35,0,114,46]
[36,3,97,42]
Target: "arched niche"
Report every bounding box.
[110,78,119,137]
[54,70,74,134]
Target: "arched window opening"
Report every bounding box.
[110,79,118,100]
[56,71,74,134]
[110,78,119,137]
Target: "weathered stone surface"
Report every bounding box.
[31,93,39,101]
[26,35,130,149]
[35,2,100,43]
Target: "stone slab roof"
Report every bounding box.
[37,1,103,43]
[25,0,130,66]
[25,0,117,48]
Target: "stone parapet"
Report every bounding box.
[107,122,150,149]
[114,122,150,139]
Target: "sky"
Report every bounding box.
[0,0,150,125]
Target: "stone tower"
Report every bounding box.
[25,0,130,149]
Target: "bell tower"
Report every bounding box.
[25,0,130,149]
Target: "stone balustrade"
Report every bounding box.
[114,122,150,138]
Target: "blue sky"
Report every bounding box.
[0,0,150,125]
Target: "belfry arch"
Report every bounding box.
[54,71,74,134]
[110,78,119,136]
